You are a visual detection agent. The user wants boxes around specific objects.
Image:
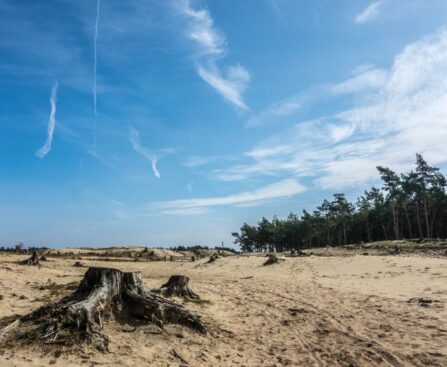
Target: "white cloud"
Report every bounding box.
[187,181,194,193]
[183,155,214,168]
[178,0,225,56]
[129,126,160,178]
[158,179,305,211]
[178,0,250,109]
[246,95,302,127]
[182,154,237,168]
[162,207,206,216]
[330,66,388,94]
[215,28,447,190]
[246,145,294,159]
[355,1,382,24]
[36,82,58,158]
[248,65,388,127]
[197,65,250,110]
[328,123,356,143]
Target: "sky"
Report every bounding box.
[1,0,447,248]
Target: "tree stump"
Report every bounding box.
[0,267,206,351]
[263,254,284,266]
[390,246,401,255]
[156,275,200,302]
[207,253,219,263]
[296,249,308,257]
[21,250,42,266]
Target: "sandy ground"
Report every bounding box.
[0,253,446,366]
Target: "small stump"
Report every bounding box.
[263,254,284,266]
[157,275,200,302]
[0,267,206,351]
[21,251,42,266]
[207,253,220,263]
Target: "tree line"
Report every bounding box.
[232,154,447,252]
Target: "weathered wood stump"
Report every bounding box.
[157,275,200,302]
[0,267,206,351]
[263,254,284,266]
[207,253,219,263]
[389,246,401,255]
[21,250,42,266]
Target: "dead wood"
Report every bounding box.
[0,267,206,351]
[21,251,43,266]
[263,254,284,266]
[171,348,189,364]
[156,275,200,302]
[207,253,220,263]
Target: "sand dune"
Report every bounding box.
[0,252,446,366]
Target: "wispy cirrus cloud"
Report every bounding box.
[355,1,382,24]
[216,28,447,190]
[246,65,387,127]
[129,126,160,178]
[246,94,303,127]
[182,153,237,168]
[36,82,58,158]
[177,0,250,110]
[157,178,305,213]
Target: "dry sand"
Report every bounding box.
[0,252,446,366]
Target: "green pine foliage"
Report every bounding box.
[232,154,447,252]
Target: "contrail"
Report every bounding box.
[129,127,161,178]
[93,0,100,153]
[36,82,58,159]
[93,0,100,117]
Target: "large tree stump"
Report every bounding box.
[156,275,200,302]
[21,250,42,266]
[0,267,206,351]
[263,254,284,266]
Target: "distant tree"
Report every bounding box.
[232,154,447,252]
[377,166,401,240]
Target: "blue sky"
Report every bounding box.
[1,0,447,247]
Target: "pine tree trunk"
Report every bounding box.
[391,202,399,240]
[423,196,430,238]
[382,223,388,240]
[366,217,371,242]
[343,221,347,245]
[415,202,423,238]
[403,204,413,238]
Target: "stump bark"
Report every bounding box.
[207,253,219,263]
[0,267,206,351]
[263,254,284,266]
[157,275,200,302]
[21,251,42,266]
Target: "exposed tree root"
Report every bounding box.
[0,267,206,351]
[156,275,200,302]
